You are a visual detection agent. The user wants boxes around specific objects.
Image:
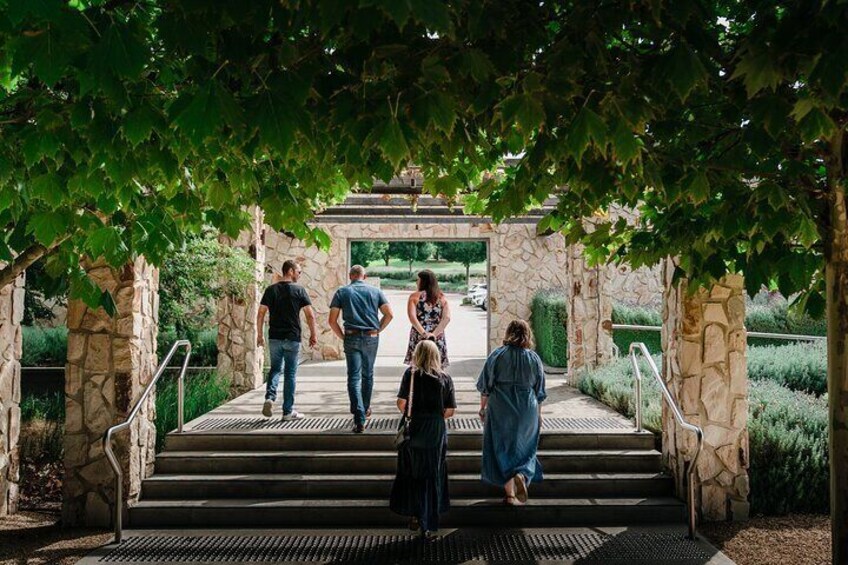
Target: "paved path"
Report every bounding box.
[377,289,488,358]
[184,356,631,429]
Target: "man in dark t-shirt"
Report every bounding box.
[257,259,317,420]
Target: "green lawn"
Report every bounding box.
[367,258,487,277]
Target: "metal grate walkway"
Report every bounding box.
[189,416,633,433]
[95,530,716,563]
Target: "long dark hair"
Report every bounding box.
[417,269,442,305]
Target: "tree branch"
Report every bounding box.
[0,237,69,289]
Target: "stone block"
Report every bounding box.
[701,484,728,521]
[732,398,747,429]
[702,367,731,423]
[716,443,740,474]
[729,351,746,394]
[730,498,750,521]
[702,324,726,365]
[697,451,723,482]
[679,339,702,376]
[84,334,112,372]
[85,492,112,527]
[703,303,728,326]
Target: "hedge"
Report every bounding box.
[748,341,826,396]
[611,303,662,354]
[577,357,829,515]
[530,289,568,367]
[155,370,230,452]
[21,325,219,368]
[21,326,68,367]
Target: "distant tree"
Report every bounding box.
[388,242,436,276]
[351,241,390,267]
[437,242,487,287]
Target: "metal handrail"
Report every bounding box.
[103,340,192,544]
[629,342,703,540]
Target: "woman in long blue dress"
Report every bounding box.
[477,319,547,505]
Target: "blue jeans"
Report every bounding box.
[265,339,301,415]
[344,334,379,425]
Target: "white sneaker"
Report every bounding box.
[282,410,305,421]
[262,400,273,418]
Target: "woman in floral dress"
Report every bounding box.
[404,270,451,368]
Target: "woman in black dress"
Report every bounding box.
[404,269,451,368]
[390,339,456,541]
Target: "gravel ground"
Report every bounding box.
[0,509,111,565]
[702,514,830,565]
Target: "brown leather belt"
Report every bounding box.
[345,329,379,336]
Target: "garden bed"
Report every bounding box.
[701,514,830,565]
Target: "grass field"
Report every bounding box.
[367,258,487,277]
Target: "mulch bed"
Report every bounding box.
[0,509,111,565]
[701,514,830,565]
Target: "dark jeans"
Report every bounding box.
[343,334,379,425]
[265,339,301,414]
[417,478,440,533]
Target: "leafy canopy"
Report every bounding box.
[3,0,847,317]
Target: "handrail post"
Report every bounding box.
[102,340,192,544]
[629,342,703,540]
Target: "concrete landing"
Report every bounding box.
[183,356,632,432]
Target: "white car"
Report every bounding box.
[470,285,488,307]
[466,283,485,302]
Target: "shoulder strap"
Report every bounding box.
[406,368,415,418]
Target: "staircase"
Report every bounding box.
[130,418,684,528]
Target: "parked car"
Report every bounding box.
[481,294,488,311]
[466,283,486,302]
[471,286,488,308]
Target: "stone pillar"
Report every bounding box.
[0,271,24,516]
[661,261,749,522]
[566,243,613,379]
[217,207,265,397]
[63,257,159,527]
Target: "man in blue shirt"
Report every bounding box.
[329,265,394,433]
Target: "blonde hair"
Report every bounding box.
[412,340,443,376]
[503,319,533,349]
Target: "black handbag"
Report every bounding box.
[394,368,415,449]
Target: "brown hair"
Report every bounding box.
[503,319,533,349]
[282,260,299,276]
[417,269,442,305]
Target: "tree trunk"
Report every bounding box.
[408,260,413,277]
[465,263,470,288]
[826,131,848,565]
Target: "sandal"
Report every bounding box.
[503,495,518,506]
[513,474,529,503]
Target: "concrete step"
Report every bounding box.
[165,431,655,452]
[154,450,663,475]
[141,472,674,500]
[129,497,686,528]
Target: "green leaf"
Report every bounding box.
[379,119,410,167]
[207,180,231,208]
[28,211,68,245]
[15,26,72,86]
[459,49,495,82]
[30,173,63,207]
[91,23,148,79]
[731,49,783,97]
[256,91,297,157]
[611,119,641,164]
[797,107,837,143]
[662,44,708,101]
[687,171,710,204]
[86,226,130,266]
[421,55,451,83]
[417,91,456,134]
[173,85,219,147]
[410,0,451,33]
[564,108,606,163]
[498,93,545,135]
[798,216,820,248]
[123,106,158,146]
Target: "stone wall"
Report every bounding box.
[265,221,569,358]
[0,272,24,516]
[217,207,265,397]
[661,262,749,522]
[566,244,613,378]
[63,258,159,527]
[608,263,663,308]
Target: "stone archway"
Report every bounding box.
[265,221,570,360]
